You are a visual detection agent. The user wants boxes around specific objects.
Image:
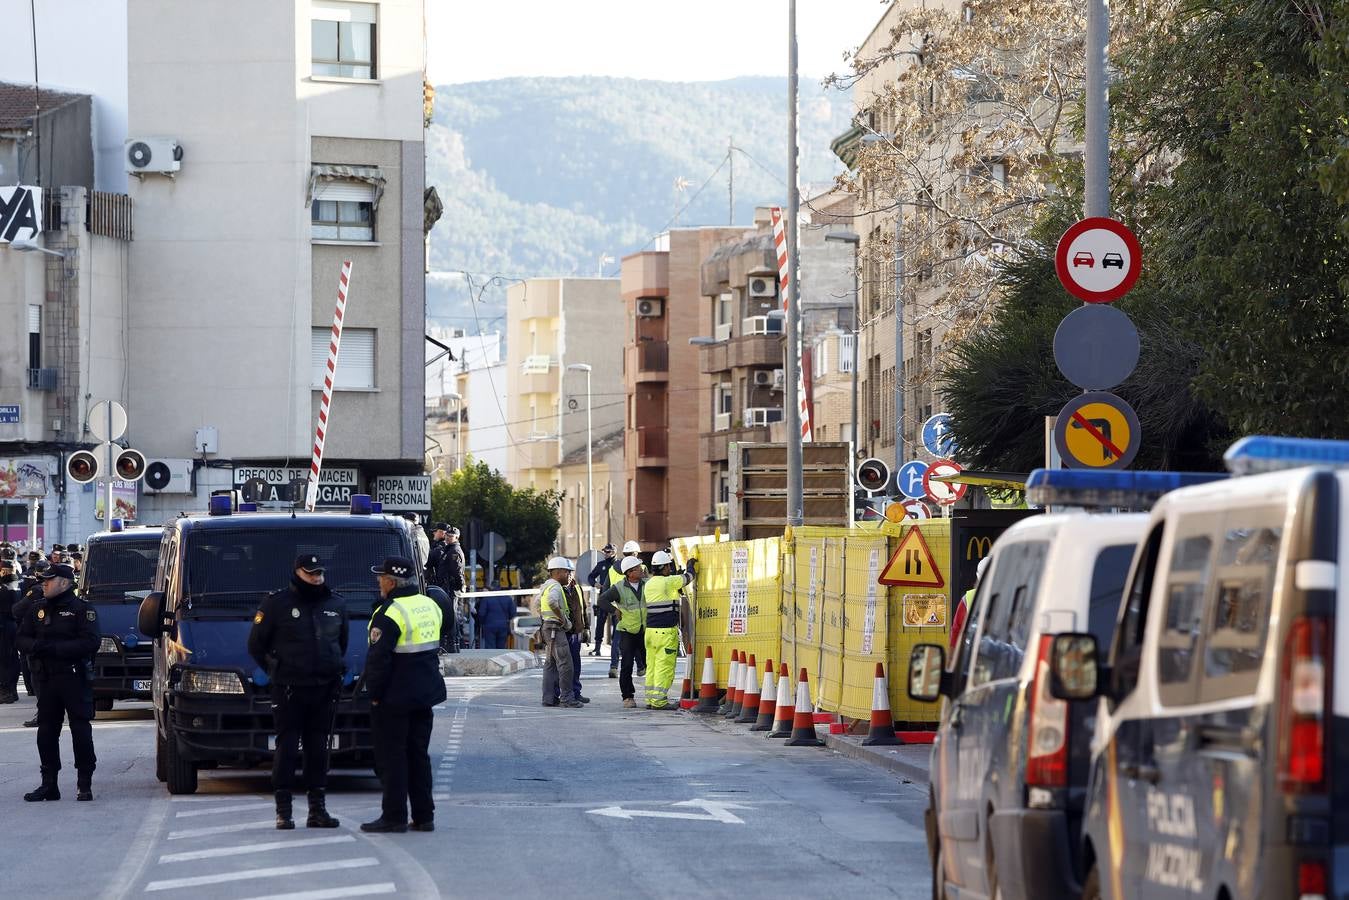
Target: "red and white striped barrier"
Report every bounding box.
[306,260,353,512]
[769,206,811,443]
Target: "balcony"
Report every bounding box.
[700,424,772,463]
[699,333,783,375]
[714,501,729,520]
[714,411,731,432]
[634,512,669,545]
[635,426,668,467]
[621,253,669,300]
[742,315,783,336]
[742,407,784,427]
[27,368,57,391]
[514,438,558,471]
[624,340,669,383]
[714,321,733,342]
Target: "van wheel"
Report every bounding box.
[164,733,198,795]
[1081,864,1102,900]
[155,730,167,783]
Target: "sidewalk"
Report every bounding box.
[821,730,933,783]
[440,649,539,677]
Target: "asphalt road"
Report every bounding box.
[0,654,935,899]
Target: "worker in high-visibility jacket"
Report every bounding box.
[361,557,447,834]
[538,557,582,709]
[641,551,696,709]
[596,555,646,708]
[606,540,646,678]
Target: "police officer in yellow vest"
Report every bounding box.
[642,551,696,709]
[360,557,447,834]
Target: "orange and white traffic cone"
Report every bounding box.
[720,650,741,718]
[784,668,824,747]
[694,647,720,715]
[861,662,901,746]
[736,655,761,723]
[679,675,695,710]
[729,652,750,719]
[750,659,777,731]
[767,662,794,738]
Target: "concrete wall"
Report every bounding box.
[558,278,623,462]
[465,361,507,474]
[1,98,95,190]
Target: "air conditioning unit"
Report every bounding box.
[752,370,773,386]
[772,368,785,390]
[747,275,776,299]
[143,458,193,494]
[742,407,784,427]
[125,138,183,176]
[636,298,664,318]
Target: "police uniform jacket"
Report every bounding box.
[365,585,448,709]
[14,587,100,678]
[0,577,18,625]
[426,540,464,593]
[247,580,349,687]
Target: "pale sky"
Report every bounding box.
[427,0,888,84]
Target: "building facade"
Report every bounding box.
[425,328,507,477]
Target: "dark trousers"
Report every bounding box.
[271,684,336,792]
[618,630,642,700]
[20,652,33,695]
[553,634,584,701]
[372,704,434,824]
[0,621,17,693]
[482,627,508,649]
[592,606,609,653]
[35,672,95,776]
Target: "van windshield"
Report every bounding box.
[1087,543,1137,642]
[82,537,161,603]
[181,525,409,618]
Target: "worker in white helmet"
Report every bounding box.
[606,540,646,678]
[595,555,647,708]
[538,557,582,708]
[640,550,696,709]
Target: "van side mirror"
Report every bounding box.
[907,643,947,702]
[138,591,167,638]
[1049,632,1101,701]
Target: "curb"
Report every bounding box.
[822,732,932,783]
[440,651,539,677]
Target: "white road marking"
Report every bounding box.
[144,857,379,892]
[167,820,277,840]
[0,720,152,735]
[239,884,397,900]
[158,834,356,863]
[587,799,751,825]
[174,801,274,818]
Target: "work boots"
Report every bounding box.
[275,790,295,830]
[23,771,59,802]
[306,790,340,828]
[76,770,93,802]
[0,687,18,704]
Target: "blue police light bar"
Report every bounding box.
[208,494,232,516]
[110,518,124,532]
[370,502,382,514]
[238,502,258,512]
[350,494,373,515]
[1025,469,1226,509]
[1224,435,1349,476]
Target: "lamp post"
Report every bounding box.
[824,231,861,457]
[566,363,593,553]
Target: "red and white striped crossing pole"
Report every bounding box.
[306,260,353,512]
[770,206,811,443]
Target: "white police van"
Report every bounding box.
[905,470,1229,900]
[1050,437,1346,900]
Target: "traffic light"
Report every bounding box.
[114,448,147,482]
[856,458,891,494]
[67,450,100,484]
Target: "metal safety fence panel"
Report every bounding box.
[837,530,890,720]
[885,520,951,725]
[677,535,780,690]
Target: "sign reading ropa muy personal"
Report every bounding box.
[374,475,431,511]
[0,186,42,243]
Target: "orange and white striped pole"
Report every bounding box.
[770,206,811,443]
[306,260,353,512]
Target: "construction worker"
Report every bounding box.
[640,551,695,710]
[607,540,644,678]
[596,556,646,708]
[949,556,989,657]
[538,557,581,709]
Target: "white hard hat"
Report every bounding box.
[650,550,674,567]
[620,556,644,574]
[622,540,641,554]
[976,556,990,579]
[546,556,575,571]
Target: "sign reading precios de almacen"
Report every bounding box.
[373,475,431,511]
[232,466,357,507]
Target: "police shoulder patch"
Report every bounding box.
[369,627,383,644]
[253,611,264,625]
[86,610,96,621]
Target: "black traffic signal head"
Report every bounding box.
[67,450,100,484]
[114,448,147,482]
[856,458,891,494]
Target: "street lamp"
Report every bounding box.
[566,363,593,554]
[9,238,68,259]
[824,230,860,459]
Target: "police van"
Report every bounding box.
[1049,437,1347,900]
[82,525,162,708]
[136,494,425,794]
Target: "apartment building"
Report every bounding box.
[556,429,623,558]
[619,227,741,549]
[504,277,623,553]
[425,329,507,477]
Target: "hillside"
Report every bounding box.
[425,76,854,326]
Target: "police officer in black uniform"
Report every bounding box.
[0,557,20,704]
[15,562,100,801]
[248,554,348,830]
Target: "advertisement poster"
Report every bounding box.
[862,548,880,653]
[0,458,47,499]
[95,481,138,521]
[728,547,749,635]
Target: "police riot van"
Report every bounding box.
[82,524,163,708]
[905,470,1222,900]
[1049,436,1349,900]
[136,494,424,794]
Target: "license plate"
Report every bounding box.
[132,679,152,693]
[267,734,340,751]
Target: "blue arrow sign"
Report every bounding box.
[897,460,929,500]
[922,414,956,457]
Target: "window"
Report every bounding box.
[971,541,1048,686]
[311,180,375,241]
[1201,512,1283,702]
[311,327,375,390]
[1087,544,1137,642]
[311,1,377,79]
[27,304,41,370]
[1157,531,1213,706]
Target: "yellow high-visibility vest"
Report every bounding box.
[371,593,442,653]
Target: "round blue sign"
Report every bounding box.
[897,460,930,500]
[922,414,957,458]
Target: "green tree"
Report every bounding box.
[430,461,562,576]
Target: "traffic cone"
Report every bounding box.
[679,676,695,710]
[736,655,761,723]
[861,662,901,746]
[768,662,794,738]
[730,653,752,719]
[750,659,777,731]
[784,668,824,747]
[694,647,720,715]
[720,650,741,718]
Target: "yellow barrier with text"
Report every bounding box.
[680,536,780,690]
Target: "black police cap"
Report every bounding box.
[371,557,416,578]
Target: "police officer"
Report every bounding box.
[248,554,348,830]
[15,562,100,801]
[0,558,20,704]
[13,564,42,723]
[586,544,616,656]
[362,557,446,834]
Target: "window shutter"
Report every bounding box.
[312,180,375,204]
[312,327,375,389]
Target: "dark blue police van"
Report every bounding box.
[82,526,162,708]
[137,495,423,794]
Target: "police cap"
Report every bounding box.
[371,557,417,578]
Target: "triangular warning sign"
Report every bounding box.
[878,527,945,588]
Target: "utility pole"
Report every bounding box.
[728,137,735,225]
[893,211,905,470]
[784,0,803,527]
[1085,0,1110,218]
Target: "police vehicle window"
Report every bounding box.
[1116,525,1162,658]
[971,541,1044,685]
[1157,532,1213,707]
[182,527,407,617]
[82,538,161,602]
[1200,514,1283,703]
[950,573,989,692]
[1005,541,1047,649]
[1087,544,1136,642]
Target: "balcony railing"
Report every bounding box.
[743,315,783,336]
[838,335,855,373]
[742,407,784,427]
[714,501,729,520]
[626,340,669,378]
[636,426,668,460]
[636,514,668,544]
[714,321,733,342]
[520,354,554,374]
[714,411,731,432]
